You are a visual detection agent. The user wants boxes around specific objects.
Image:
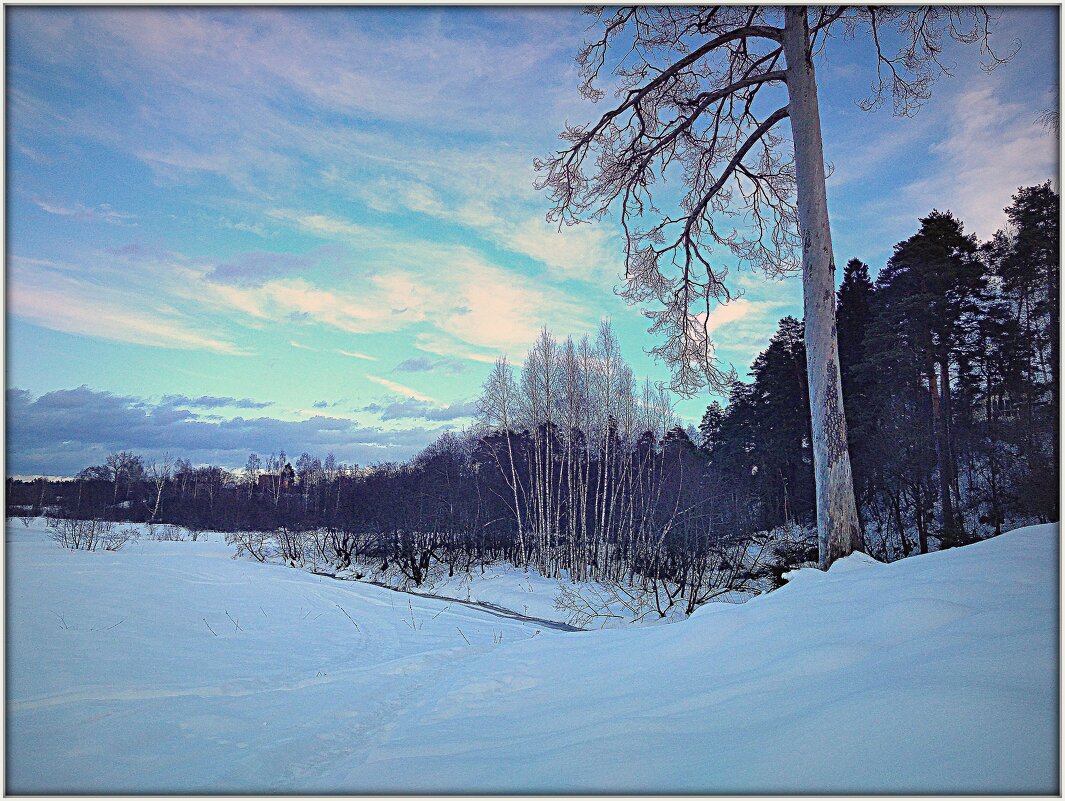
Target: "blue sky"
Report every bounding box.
[6,6,1058,476]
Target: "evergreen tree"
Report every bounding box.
[874,211,986,548]
[996,182,1060,518]
[836,258,877,521]
[698,402,725,455]
[836,258,874,390]
[706,318,818,535]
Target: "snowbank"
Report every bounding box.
[6,519,1058,793]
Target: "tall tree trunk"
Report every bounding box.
[1050,294,1060,521]
[938,358,963,540]
[783,7,862,570]
[929,358,960,543]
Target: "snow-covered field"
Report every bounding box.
[7,519,1058,793]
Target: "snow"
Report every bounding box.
[7,519,1058,793]
[333,558,705,629]
[336,559,573,626]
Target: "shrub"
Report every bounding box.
[226,530,268,562]
[46,516,134,551]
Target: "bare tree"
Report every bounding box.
[104,450,145,506]
[244,452,262,498]
[537,6,1011,568]
[479,357,528,563]
[264,451,288,508]
[147,455,172,521]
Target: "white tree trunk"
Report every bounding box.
[783,7,862,569]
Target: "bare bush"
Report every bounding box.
[46,516,115,551]
[149,523,188,541]
[555,579,683,629]
[305,528,376,572]
[556,534,778,627]
[275,526,305,566]
[226,530,268,562]
[102,525,140,551]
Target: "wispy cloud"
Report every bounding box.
[911,84,1058,239]
[33,197,136,225]
[393,356,466,375]
[338,349,378,361]
[414,333,500,364]
[366,375,437,403]
[705,299,755,333]
[838,80,1058,252]
[362,398,477,422]
[8,261,248,355]
[246,212,595,353]
[160,394,273,409]
[208,251,314,287]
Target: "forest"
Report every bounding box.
[8,183,1058,611]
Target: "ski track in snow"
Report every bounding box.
[344,576,584,632]
[6,520,1059,793]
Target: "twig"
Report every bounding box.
[456,627,470,645]
[408,599,418,630]
[91,617,126,632]
[225,610,242,631]
[430,603,451,620]
[260,606,268,617]
[203,618,218,637]
[336,604,360,632]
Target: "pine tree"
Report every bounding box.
[745,317,815,529]
[835,258,876,525]
[1002,183,1059,511]
[988,183,1060,520]
[698,402,725,455]
[836,258,874,395]
[874,211,986,548]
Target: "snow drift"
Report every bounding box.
[6,520,1058,793]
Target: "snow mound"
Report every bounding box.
[780,547,882,585]
[6,520,1058,793]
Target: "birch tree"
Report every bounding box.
[537,6,1010,568]
[147,455,172,521]
[478,356,528,563]
[244,452,262,498]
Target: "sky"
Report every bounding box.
[6,6,1059,477]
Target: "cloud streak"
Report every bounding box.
[363,398,478,422]
[8,258,249,355]
[365,375,436,403]
[338,349,378,361]
[160,394,273,410]
[33,198,136,225]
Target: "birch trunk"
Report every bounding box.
[152,481,164,520]
[783,7,862,569]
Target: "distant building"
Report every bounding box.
[256,463,296,493]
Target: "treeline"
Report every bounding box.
[10,321,768,611]
[707,183,1058,559]
[7,184,1057,603]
